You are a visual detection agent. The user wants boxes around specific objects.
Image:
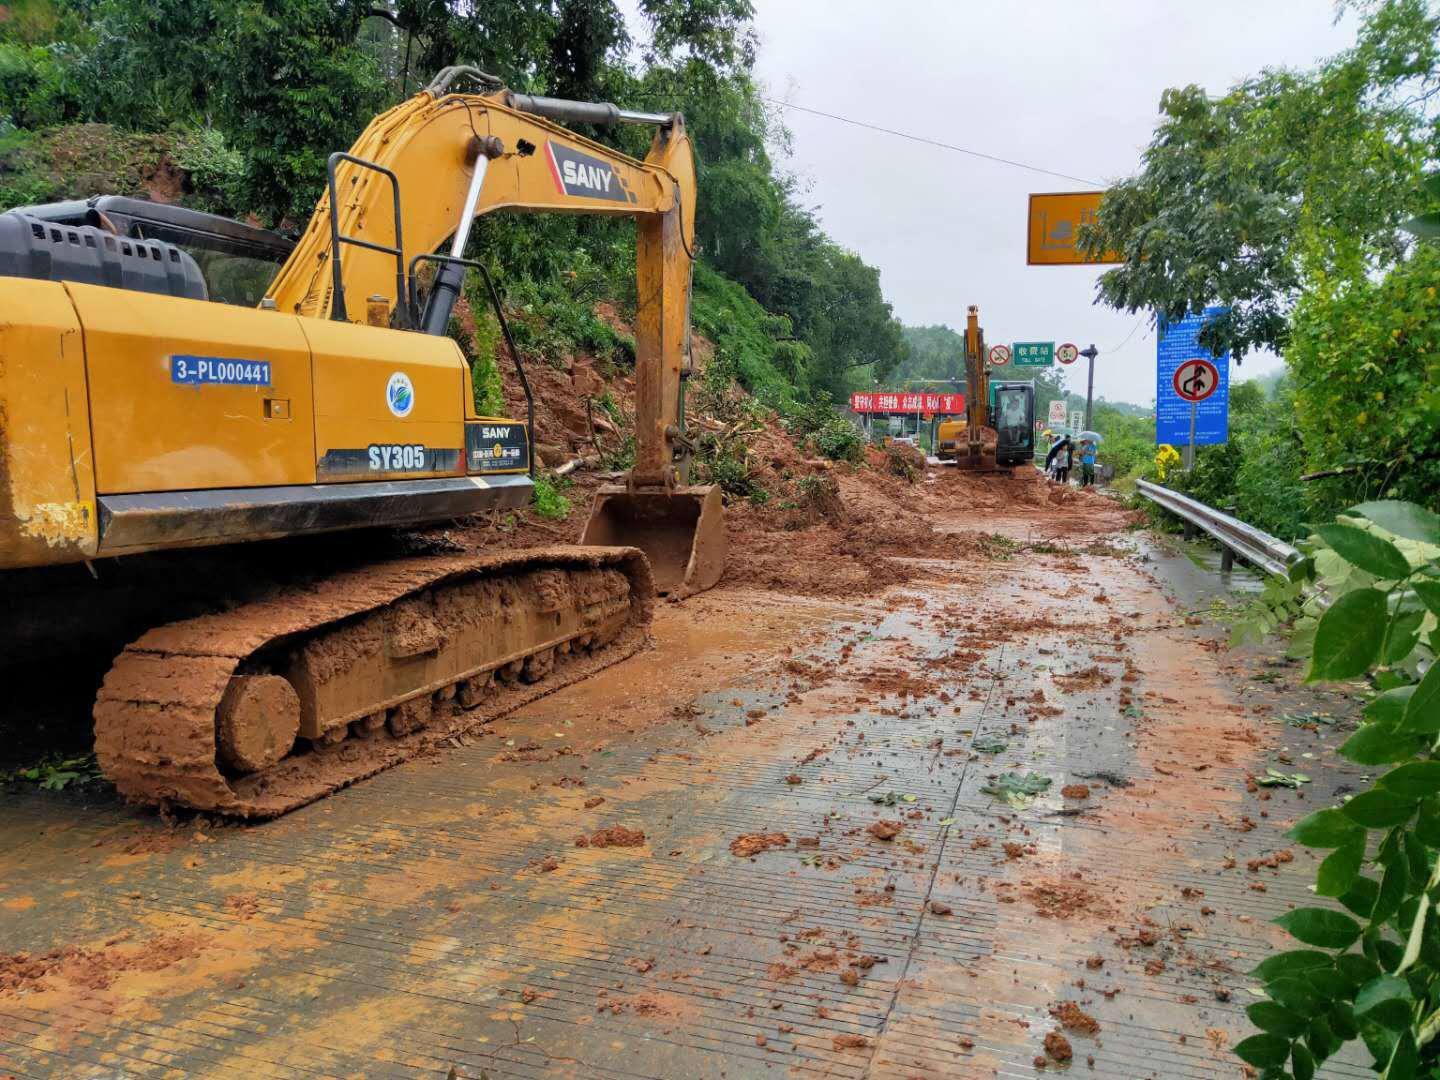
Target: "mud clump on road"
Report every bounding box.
[730,832,789,857]
[575,826,646,848]
[0,932,207,995]
[1019,876,1115,921]
[1050,1000,1101,1035]
[1043,1029,1074,1062]
[866,820,903,841]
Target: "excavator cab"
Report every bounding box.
[991,381,1036,466]
[11,195,295,307]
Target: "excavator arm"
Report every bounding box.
[267,69,721,595]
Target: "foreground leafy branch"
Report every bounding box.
[1236,500,1440,1078]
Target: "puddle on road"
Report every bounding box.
[1172,538,1267,594]
[505,587,871,728]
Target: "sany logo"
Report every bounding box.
[386,371,414,418]
[546,141,633,204]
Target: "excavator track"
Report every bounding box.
[94,546,654,818]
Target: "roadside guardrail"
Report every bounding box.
[1134,480,1301,578]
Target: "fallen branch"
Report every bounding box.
[555,456,597,477]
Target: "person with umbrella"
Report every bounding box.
[1076,430,1102,487]
[1045,435,1073,484]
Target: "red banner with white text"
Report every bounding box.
[849,392,965,415]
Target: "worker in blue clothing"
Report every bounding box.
[1078,440,1097,487]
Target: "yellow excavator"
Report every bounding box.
[934,305,1034,471]
[0,67,724,815]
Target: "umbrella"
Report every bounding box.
[1077,430,1103,444]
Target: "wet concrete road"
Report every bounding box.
[0,533,1374,1078]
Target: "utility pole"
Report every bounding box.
[1079,344,1098,432]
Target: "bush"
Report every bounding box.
[694,434,766,503]
[1289,243,1440,516]
[530,474,571,520]
[0,43,79,130]
[782,400,865,463]
[171,126,246,213]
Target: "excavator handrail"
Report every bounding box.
[325,151,407,326]
[408,251,535,479]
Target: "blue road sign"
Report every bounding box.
[1156,307,1229,446]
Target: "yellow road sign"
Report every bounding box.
[1027,191,1122,266]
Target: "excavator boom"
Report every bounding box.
[265,68,722,596]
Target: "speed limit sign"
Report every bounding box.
[1056,342,1079,365]
[988,344,1011,366]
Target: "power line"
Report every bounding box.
[1102,319,1148,355]
[764,97,1102,187]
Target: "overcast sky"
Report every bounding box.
[746,0,1357,406]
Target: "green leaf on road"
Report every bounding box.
[1257,767,1310,789]
[1308,587,1387,681]
[979,771,1052,808]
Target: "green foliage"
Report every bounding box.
[783,400,864,463]
[447,297,507,420]
[0,40,81,128]
[694,438,765,503]
[1288,242,1440,511]
[530,474,571,520]
[692,261,802,405]
[0,122,174,208]
[1085,0,1440,523]
[1239,499,1440,1077]
[503,261,633,370]
[170,126,246,214]
[1081,0,1436,362]
[6,753,102,791]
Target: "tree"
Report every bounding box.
[1080,0,1437,363]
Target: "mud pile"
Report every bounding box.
[441,301,1135,596]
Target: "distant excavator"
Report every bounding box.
[934,305,1034,471]
[0,66,724,815]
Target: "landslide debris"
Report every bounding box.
[730,832,789,857]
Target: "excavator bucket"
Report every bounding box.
[580,484,726,598]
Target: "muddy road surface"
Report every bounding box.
[0,486,1373,1078]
